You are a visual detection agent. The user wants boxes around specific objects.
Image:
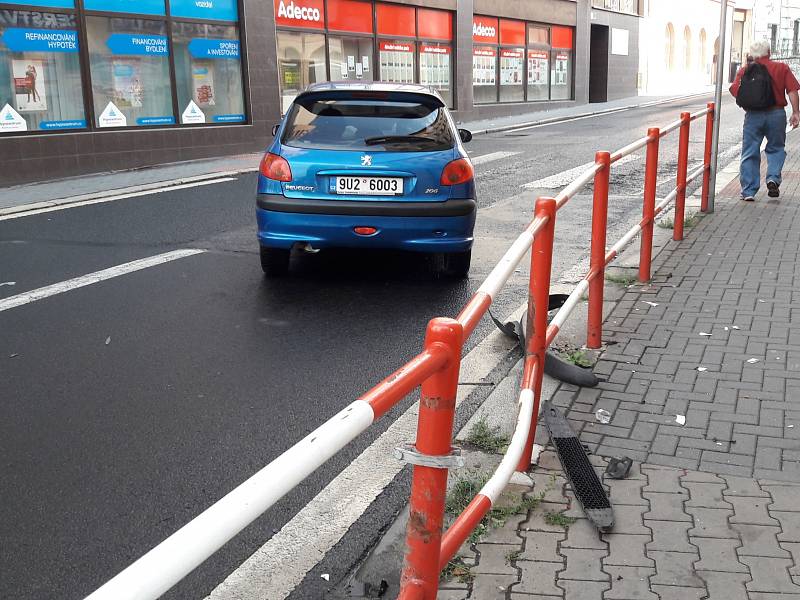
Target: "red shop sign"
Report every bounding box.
[377,3,416,37]
[418,8,452,41]
[472,15,498,44]
[420,44,451,54]
[473,47,496,57]
[499,19,525,46]
[380,41,413,52]
[528,50,548,60]
[274,0,324,29]
[556,52,569,61]
[328,0,373,34]
[552,26,574,49]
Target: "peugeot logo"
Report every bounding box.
[361,154,372,167]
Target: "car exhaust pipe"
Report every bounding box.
[297,243,320,254]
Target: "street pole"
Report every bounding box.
[706,0,729,213]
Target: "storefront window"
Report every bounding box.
[419,42,451,107]
[0,11,86,132]
[329,36,373,83]
[379,40,414,83]
[172,22,244,125]
[499,48,523,102]
[86,16,174,128]
[551,26,574,100]
[84,0,165,16]
[276,30,326,114]
[527,25,549,101]
[472,46,496,104]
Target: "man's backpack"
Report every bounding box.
[737,62,776,111]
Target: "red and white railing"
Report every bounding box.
[85,102,717,600]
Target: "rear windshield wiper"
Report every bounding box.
[364,135,439,146]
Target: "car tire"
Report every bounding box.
[260,246,290,277]
[434,249,471,278]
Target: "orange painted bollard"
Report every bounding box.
[516,197,557,473]
[639,128,660,283]
[399,317,463,600]
[674,112,691,241]
[701,102,715,213]
[587,151,611,349]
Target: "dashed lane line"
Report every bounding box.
[0,249,205,312]
[522,154,638,189]
[470,151,522,166]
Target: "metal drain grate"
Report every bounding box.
[543,401,614,530]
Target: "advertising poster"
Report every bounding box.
[379,42,413,83]
[555,53,569,86]
[12,59,47,112]
[527,50,548,85]
[191,62,216,106]
[420,45,450,88]
[111,59,144,108]
[472,48,496,86]
[499,49,523,85]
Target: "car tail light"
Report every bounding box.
[440,158,474,186]
[354,226,378,236]
[259,152,292,182]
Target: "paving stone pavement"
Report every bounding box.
[439,130,800,598]
[441,451,800,599]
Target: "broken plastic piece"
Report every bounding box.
[605,457,633,480]
[595,409,611,424]
[321,573,330,581]
[697,366,708,372]
[675,414,686,425]
[747,358,759,364]
[641,301,659,307]
[698,332,712,337]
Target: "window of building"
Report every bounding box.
[527,25,549,101]
[683,26,692,71]
[0,10,86,132]
[86,16,174,128]
[499,19,524,102]
[699,29,707,73]
[277,31,326,114]
[419,42,451,106]
[378,40,414,83]
[665,23,675,71]
[329,37,374,82]
[172,22,245,125]
[550,26,573,100]
[472,15,498,104]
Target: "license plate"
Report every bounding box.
[335,176,403,196]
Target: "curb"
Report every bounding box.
[468,91,714,136]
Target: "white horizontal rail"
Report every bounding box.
[555,164,602,208]
[549,279,590,333]
[611,135,650,161]
[85,400,375,600]
[477,216,547,299]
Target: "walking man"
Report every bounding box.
[730,40,800,201]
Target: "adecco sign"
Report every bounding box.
[472,16,498,44]
[274,0,324,29]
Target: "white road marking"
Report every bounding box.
[471,151,522,166]
[205,315,521,600]
[0,249,205,313]
[0,177,236,222]
[523,154,638,189]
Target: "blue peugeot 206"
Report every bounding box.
[256,82,476,277]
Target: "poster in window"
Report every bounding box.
[111,59,144,108]
[499,49,523,85]
[472,48,495,86]
[379,42,413,83]
[191,63,216,106]
[554,53,569,85]
[420,45,450,89]
[527,50,548,85]
[12,59,47,112]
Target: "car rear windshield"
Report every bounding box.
[281,93,455,152]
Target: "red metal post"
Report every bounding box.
[674,112,691,241]
[516,197,557,473]
[639,129,660,283]
[399,317,463,600]
[587,151,611,349]
[701,102,715,213]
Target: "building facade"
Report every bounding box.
[0,0,641,185]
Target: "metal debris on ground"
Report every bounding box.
[595,409,611,424]
[605,457,633,479]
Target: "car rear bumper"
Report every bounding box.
[256,194,476,252]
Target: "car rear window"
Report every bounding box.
[281,94,455,152]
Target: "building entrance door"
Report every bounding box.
[589,24,609,103]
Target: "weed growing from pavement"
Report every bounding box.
[441,556,474,583]
[562,348,593,368]
[658,212,702,230]
[544,511,577,528]
[505,549,522,565]
[465,416,510,453]
[605,272,638,287]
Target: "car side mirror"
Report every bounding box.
[458,129,473,143]
[272,124,280,137]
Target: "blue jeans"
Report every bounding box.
[740,107,787,197]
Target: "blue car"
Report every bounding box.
[256,82,476,277]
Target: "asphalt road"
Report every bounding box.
[0,94,745,600]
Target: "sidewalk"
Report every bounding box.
[0,91,712,215]
[442,129,800,596]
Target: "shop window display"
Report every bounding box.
[472,45,497,104]
[329,36,373,83]
[499,47,523,102]
[419,42,451,106]
[378,40,414,83]
[86,16,174,127]
[551,26,573,100]
[277,30,326,114]
[173,21,245,124]
[0,10,85,132]
[527,25,549,101]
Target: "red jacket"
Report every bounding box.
[730,57,800,109]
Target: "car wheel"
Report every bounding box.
[260,246,290,277]
[434,249,471,278]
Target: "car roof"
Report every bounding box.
[301,81,444,100]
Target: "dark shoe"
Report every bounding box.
[743,196,755,202]
[767,181,780,197]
